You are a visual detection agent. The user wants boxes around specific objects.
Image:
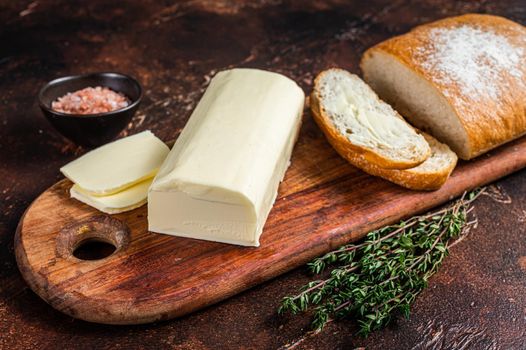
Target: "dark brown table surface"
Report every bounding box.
[1,1,525,349]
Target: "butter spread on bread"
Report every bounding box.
[361,14,526,160]
[311,68,430,170]
[148,69,304,247]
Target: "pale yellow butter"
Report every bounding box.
[71,178,152,214]
[60,131,169,196]
[148,69,305,246]
[325,76,412,149]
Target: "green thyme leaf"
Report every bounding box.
[279,188,484,337]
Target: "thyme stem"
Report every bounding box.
[279,188,484,336]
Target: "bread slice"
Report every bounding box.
[347,133,457,190]
[361,14,526,160]
[311,68,430,170]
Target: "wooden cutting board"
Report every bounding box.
[15,119,526,325]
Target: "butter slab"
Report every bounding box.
[70,178,152,214]
[148,68,305,246]
[61,131,169,196]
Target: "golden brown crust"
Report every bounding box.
[345,134,458,191]
[311,69,429,170]
[361,14,526,160]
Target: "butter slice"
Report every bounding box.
[71,178,152,214]
[61,131,169,196]
[148,68,305,246]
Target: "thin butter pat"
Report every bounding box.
[71,178,152,214]
[148,68,305,246]
[61,131,169,196]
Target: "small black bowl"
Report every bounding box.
[38,72,143,147]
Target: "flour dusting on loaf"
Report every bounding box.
[417,25,524,102]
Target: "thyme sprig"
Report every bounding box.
[279,188,484,336]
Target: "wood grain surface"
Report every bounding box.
[3,1,526,348]
[15,120,526,324]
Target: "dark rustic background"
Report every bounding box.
[1,1,525,349]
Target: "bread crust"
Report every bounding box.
[311,69,430,170]
[345,134,457,191]
[361,14,526,160]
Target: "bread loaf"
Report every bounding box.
[311,68,430,170]
[361,14,526,160]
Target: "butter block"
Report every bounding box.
[71,178,152,214]
[148,68,305,246]
[61,131,169,196]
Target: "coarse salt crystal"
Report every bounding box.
[52,86,130,115]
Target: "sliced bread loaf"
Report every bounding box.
[311,68,430,169]
[361,14,526,160]
[348,133,457,190]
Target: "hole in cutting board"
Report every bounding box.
[56,216,130,261]
[73,238,116,260]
